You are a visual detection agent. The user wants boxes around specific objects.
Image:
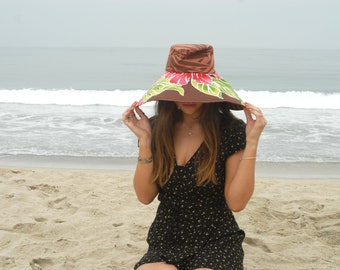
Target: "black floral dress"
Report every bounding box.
[135,119,246,270]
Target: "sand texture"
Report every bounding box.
[0,167,339,270]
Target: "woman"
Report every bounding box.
[122,44,267,270]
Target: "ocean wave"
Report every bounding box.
[0,88,339,109]
[238,90,340,109]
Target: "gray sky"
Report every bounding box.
[0,0,339,49]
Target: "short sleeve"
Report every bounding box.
[220,118,246,158]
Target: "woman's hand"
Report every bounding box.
[123,102,157,204]
[122,102,152,142]
[243,102,267,144]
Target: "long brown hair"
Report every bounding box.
[151,101,236,186]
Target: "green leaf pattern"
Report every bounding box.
[143,77,185,103]
[143,75,243,104]
[191,77,242,101]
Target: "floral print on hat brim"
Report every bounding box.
[137,72,245,110]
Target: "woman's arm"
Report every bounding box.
[122,103,159,204]
[224,103,267,212]
[133,138,159,204]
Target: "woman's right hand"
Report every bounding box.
[122,102,152,143]
[123,102,157,204]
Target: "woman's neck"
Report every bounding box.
[182,113,200,126]
[180,116,201,137]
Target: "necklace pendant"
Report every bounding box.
[188,130,193,136]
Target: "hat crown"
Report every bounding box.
[165,44,216,74]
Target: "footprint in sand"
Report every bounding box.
[244,236,272,253]
[128,223,149,241]
[48,196,67,209]
[48,196,78,214]
[5,194,14,199]
[29,258,53,270]
[12,178,26,184]
[12,223,37,234]
[0,256,16,268]
[28,184,59,194]
[53,218,66,223]
[33,217,47,222]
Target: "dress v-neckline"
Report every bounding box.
[175,144,202,167]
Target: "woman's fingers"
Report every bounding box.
[243,102,267,138]
[135,106,147,119]
[122,102,152,141]
[122,103,136,125]
[244,107,253,122]
[122,102,150,134]
[244,102,264,119]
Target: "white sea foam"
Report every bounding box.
[238,90,340,109]
[1,88,340,109]
[0,89,147,106]
[1,102,340,162]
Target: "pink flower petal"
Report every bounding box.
[165,72,190,85]
[191,73,213,84]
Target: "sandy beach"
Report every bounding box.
[0,166,339,270]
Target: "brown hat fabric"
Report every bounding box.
[166,44,215,74]
[137,44,244,110]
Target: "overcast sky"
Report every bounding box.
[0,0,339,49]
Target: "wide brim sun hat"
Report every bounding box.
[137,44,245,110]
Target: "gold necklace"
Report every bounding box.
[182,122,194,136]
[188,127,193,136]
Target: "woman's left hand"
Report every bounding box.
[243,102,267,144]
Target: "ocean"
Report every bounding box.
[0,47,339,176]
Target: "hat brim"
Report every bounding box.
[137,72,245,110]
